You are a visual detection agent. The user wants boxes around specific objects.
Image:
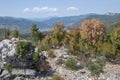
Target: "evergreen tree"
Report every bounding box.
[12,27,19,38]
[16,41,32,58]
[16,41,32,77]
[31,24,38,41]
[30,24,44,45]
[3,27,10,39]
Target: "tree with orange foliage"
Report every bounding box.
[80,19,105,43]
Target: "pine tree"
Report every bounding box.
[30,24,44,44]
[3,27,10,39]
[12,27,19,38]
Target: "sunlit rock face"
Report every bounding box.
[0,38,19,69]
[0,38,19,60]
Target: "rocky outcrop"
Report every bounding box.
[0,38,19,69]
[0,38,19,60]
[0,69,36,80]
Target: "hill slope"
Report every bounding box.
[0,13,120,33]
[0,17,49,33]
[42,13,120,27]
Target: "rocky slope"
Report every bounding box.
[0,39,120,80]
[47,49,120,80]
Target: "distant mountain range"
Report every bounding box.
[0,17,49,32]
[0,13,120,33]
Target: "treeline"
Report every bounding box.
[1,18,120,63]
[32,18,120,63]
[0,27,19,41]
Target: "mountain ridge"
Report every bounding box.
[0,13,120,33]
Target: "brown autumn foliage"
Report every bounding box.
[80,18,105,43]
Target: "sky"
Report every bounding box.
[0,0,119,18]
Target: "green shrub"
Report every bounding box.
[33,53,40,63]
[47,50,56,58]
[52,74,64,80]
[96,56,106,67]
[5,63,12,73]
[64,57,77,70]
[16,41,32,58]
[86,57,106,78]
[38,39,50,52]
[86,60,102,77]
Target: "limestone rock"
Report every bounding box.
[14,77,23,80]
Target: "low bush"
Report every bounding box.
[52,74,64,80]
[5,63,13,74]
[38,39,50,52]
[86,57,106,78]
[64,57,77,70]
[33,53,40,63]
[96,56,106,67]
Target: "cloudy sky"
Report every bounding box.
[0,0,119,18]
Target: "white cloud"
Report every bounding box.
[67,6,79,11]
[23,7,58,13]
[23,8,30,12]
